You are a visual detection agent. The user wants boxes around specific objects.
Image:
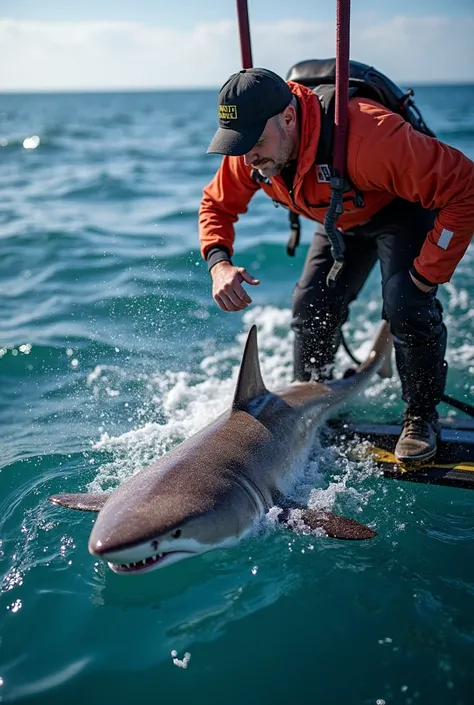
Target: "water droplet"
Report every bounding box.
[23,135,40,149]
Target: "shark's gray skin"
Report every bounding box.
[49,323,392,574]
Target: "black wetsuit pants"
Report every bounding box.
[291,199,448,414]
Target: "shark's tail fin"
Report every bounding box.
[232,325,269,411]
[326,321,393,402]
[355,320,393,379]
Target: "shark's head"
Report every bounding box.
[87,462,260,575]
[89,514,220,574]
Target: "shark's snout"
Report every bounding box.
[89,533,203,574]
[88,531,179,557]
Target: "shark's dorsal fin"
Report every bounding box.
[232,325,268,411]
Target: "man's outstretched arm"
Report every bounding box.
[199,156,261,311]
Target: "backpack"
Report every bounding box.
[282,58,436,255]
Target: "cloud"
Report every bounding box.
[0,14,473,91]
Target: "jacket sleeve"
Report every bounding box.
[198,156,260,259]
[349,100,474,284]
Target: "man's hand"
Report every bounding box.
[211,261,260,311]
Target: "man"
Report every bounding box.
[198,67,474,462]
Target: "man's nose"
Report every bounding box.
[243,151,256,167]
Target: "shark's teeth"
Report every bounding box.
[112,553,166,572]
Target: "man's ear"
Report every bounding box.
[283,103,297,129]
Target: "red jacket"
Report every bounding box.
[199,82,474,284]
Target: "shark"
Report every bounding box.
[49,322,392,574]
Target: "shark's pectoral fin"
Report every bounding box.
[277,504,376,540]
[48,492,110,512]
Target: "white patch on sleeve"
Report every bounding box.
[437,228,454,250]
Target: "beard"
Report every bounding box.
[253,130,293,178]
[254,159,284,178]
[253,151,292,178]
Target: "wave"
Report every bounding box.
[438,127,474,140]
[56,172,161,201]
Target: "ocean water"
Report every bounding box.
[0,84,473,705]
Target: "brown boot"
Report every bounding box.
[394,408,440,463]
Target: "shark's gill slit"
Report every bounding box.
[231,472,269,517]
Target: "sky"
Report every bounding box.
[1,0,473,91]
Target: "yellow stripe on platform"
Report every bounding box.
[353,445,474,474]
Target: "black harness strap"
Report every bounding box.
[287,210,301,256]
[313,84,338,166]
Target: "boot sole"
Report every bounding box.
[395,446,437,464]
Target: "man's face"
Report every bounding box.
[243,111,294,178]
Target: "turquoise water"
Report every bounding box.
[1,85,473,705]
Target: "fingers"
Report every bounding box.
[211,266,260,312]
[234,276,252,305]
[239,269,260,286]
[215,285,249,311]
[215,294,242,312]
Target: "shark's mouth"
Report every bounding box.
[106,551,194,574]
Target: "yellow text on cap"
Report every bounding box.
[219,105,238,119]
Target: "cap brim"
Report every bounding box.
[206,123,265,157]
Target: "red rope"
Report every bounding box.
[236,0,253,69]
[333,0,351,177]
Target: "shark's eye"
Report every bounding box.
[171,529,182,539]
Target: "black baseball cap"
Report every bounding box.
[207,68,293,157]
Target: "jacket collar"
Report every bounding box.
[287,81,321,180]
